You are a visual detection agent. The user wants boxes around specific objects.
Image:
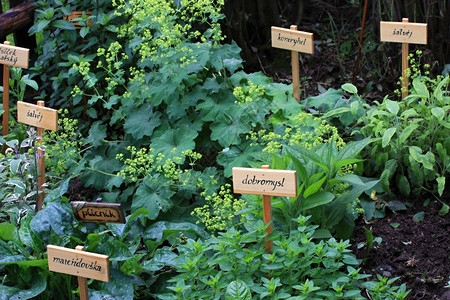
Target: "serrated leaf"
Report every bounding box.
[151,126,197,158]
[131,176,175,221]
[124,106,162,140]
[210,110,250,147]
[28,20,51,35]
[382,127,396,148]
[87,121,107,147]
[53,19,76,30]
[225,279,252,300]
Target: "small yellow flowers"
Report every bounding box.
[248,112,345,154]
[192,183,247,232]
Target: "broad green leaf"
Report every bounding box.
[144,221,209,253]
[385,100,399,115]
[87,121,107,147]
[303,175,327,199]
[28,20,51,35]
[302,191,334,210]
[53,19,76,30]
[124,106,162,140]
[225,279,252,300]
[0,275,46,299]
[412,77,429,99]
[142,248,179,271]
[382,127,396,148]
[399,124,419,143]
[131,176,175,221]
[0,223,19,244]
[397,175,410,197]
[151,125,198,158]
[431,107,445,121]
[337,137,371,160]
[305,88,343,111]
[210,111,250,148]
[266,83,300,118]
[217,143,268,178]
[437,176,445,196]
[326,178,378,227]
[312,228,332,239]
[80,26,89,38]
[90,269,134,300]
[341,83,358,94]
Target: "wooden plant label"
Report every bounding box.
[0,43,29,68]
[71,202,126,224]
[64,11,94,28]
[47,245,109,282]
[380,21,427,44]
[271,26,314,54]
[232,167,297,197]
[17,101,58,131]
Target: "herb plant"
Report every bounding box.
[151,216,410,299]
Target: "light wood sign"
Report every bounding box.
[380,21,427,44]
[71,202,126,224]
[271,26,314,54]
[0,43,29,68]
[47,245,109,282]
[17,101,58,131]
[232,167,297,197]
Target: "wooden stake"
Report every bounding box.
[290,25,300,102]
[75,246,89,300]
[261,165,273,253]
[401,18,409,99]
[2,41,10,137]
[37,101,45,211]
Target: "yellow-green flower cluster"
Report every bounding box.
[43,110,83,176]
[117,146,204,187]
[249,112,345,154]
[233,81,266,104]
[192,183,247,232]
[117,146,156,182]
[113,0,224,65]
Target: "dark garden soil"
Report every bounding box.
[351,199,450,299]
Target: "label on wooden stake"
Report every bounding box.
[232,167,297,197]
[17,101,58,131]
[0,44,29,68]
[271,26,314,54]
[71,202,126,224]
[47,245,109,282]
[380,21,427,44]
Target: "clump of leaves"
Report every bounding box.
[150,216,410,299]
[355,74,449,213]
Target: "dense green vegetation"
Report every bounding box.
[0,0,448,298]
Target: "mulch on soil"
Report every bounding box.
[351,200,450,299]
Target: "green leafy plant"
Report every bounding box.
[355,74,449,211]
[150,216,409,299]
[0,128,44,220]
